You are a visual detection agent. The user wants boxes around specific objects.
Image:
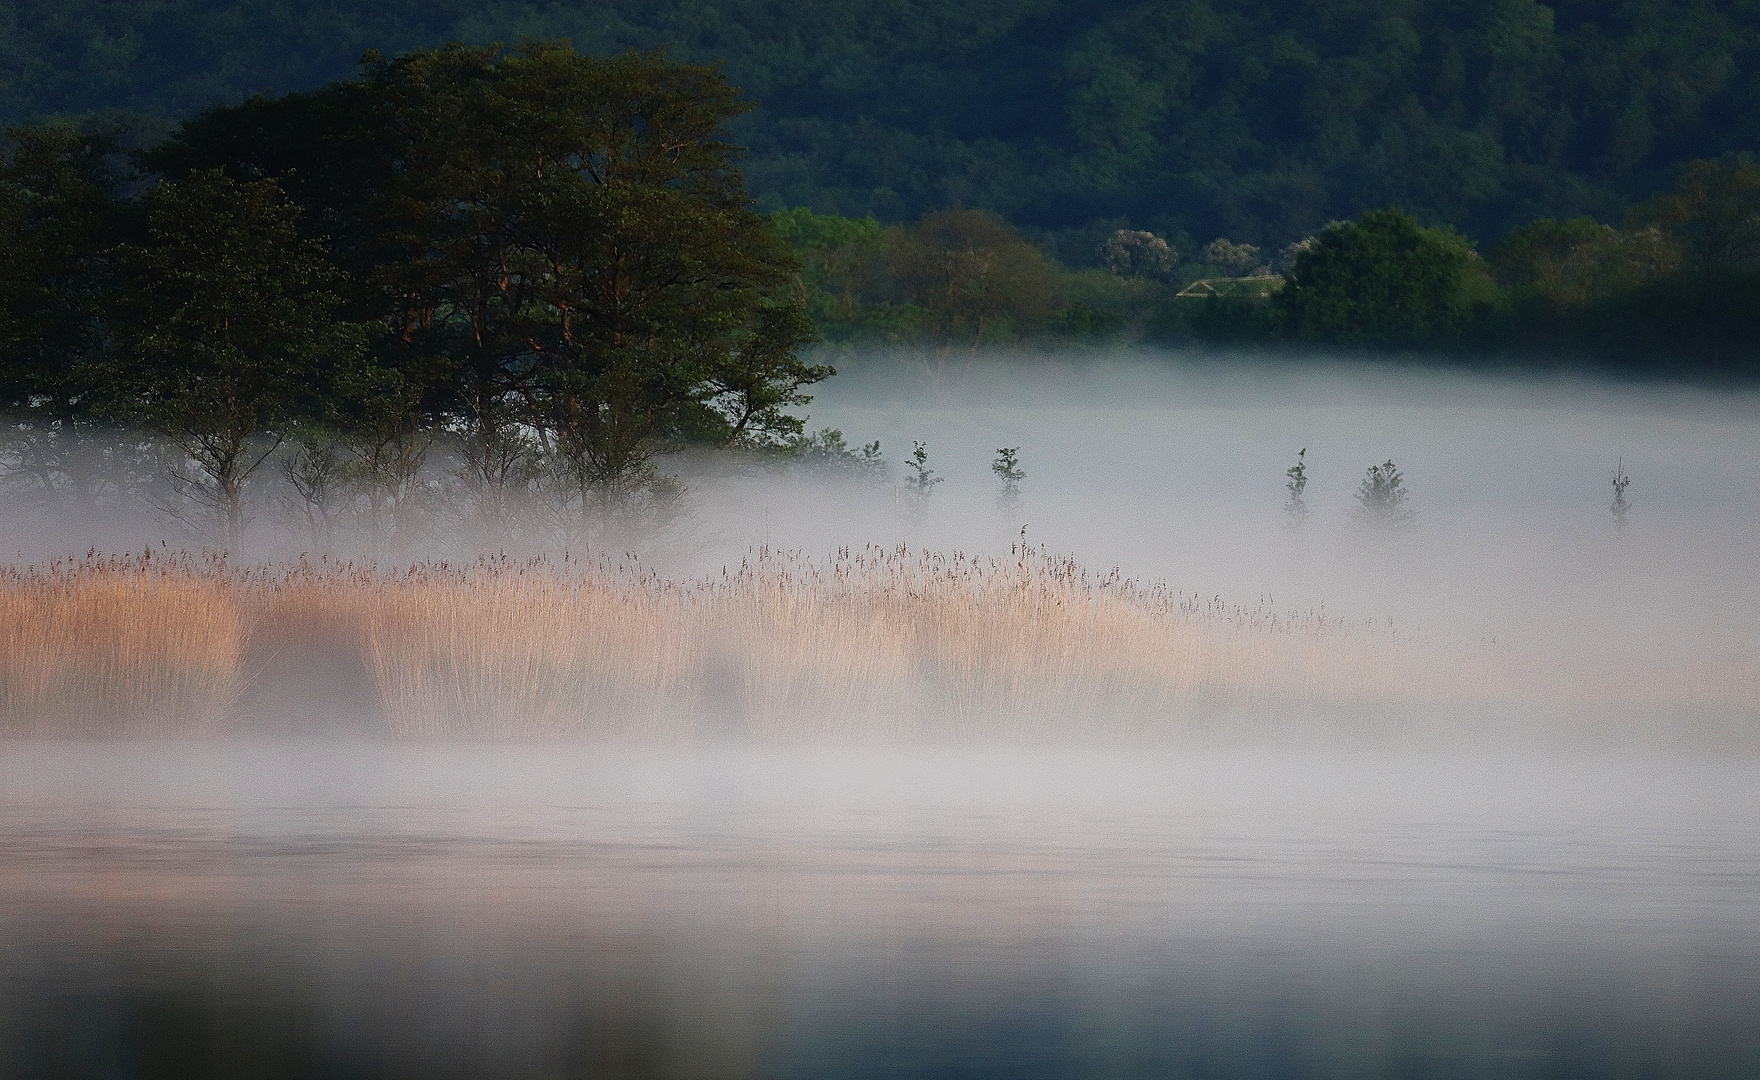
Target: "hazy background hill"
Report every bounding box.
[6,0,1760,257]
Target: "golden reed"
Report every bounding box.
[2,545,1742,740]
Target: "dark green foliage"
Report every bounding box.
[1488,216,1639,309]
[1626,158,1760,276]
[1187,293,1278,344]
[116,169,364,540]
[768,206,1068,349]
[1046,301,1126,338]
[1566,270,1760,377]
[788,427,885,478]
[0,122,135,506]
[158,45,826,518]
[1275,210,1493,347]
[772,208,885,252]
[769,208,888,342]
[1354,459,1415,529]
[8,1,1760,251]
[0,123,128,409]
[1479,160,1760,373]
[0,45,827,542]
[887,210,1061,350]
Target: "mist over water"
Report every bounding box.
[664,354,1759,739]
[4,352,1758,1076]
[711,353,1760,650]
[9,351,1758,695]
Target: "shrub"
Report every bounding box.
[1276,209,1495,347]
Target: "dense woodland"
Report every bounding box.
[6,0,1760,251]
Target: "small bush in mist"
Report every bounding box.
[1354,459,1415,529]
[992,446,1024,514]
[904,441,942,498]
[789,427,886,479]
[1612,460,1632,529]
[1284,447,1310,523]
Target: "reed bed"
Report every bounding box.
[0,552,242,735]
[0,544,1645,741]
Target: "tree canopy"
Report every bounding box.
[1275,210,1494,346]
[7,0,1760,253]
[0,45,825,540]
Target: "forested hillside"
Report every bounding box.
[5,0,1760,256]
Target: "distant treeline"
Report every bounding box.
[7,0,1760,254]
[773,159,1760,376]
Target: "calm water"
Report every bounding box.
[1,743,1756,1079]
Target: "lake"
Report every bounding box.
[1,742,1756,1078]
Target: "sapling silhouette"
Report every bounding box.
[992,447,1024,513]
[901,440,943,527]
[905,441,942,497]
[1284,448,1310,523]
[1612,459,1631,529]
[792,428,885,478]
[1354,459,1414,528]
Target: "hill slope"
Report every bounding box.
[4,0,1759,253]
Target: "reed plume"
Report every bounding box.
[5,543,1735,741]
[0,551,242,734]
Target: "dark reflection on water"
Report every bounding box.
[0,744,1756,1079]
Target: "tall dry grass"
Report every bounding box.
[8,543,1735,741]
[0,552,242,734]
[363,546,1439,739]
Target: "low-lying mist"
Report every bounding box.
[4,351,1756,745]
[719,353,1760,716]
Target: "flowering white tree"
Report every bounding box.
[1201,238,1265,277]
[1101,229,1178,280]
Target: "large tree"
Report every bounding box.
[0,122,132,508]
[119,169,362,544]
[1627,159,1760,277]
[1275,209,1494,348]
[886,209,1058,350]
[154,45,825,527]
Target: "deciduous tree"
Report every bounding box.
[118,169,362,544]
[0,122,132,507]
[887,209,1058,350]
[1275,209,1493,347]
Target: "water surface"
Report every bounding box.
[1,743,1756,1078]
